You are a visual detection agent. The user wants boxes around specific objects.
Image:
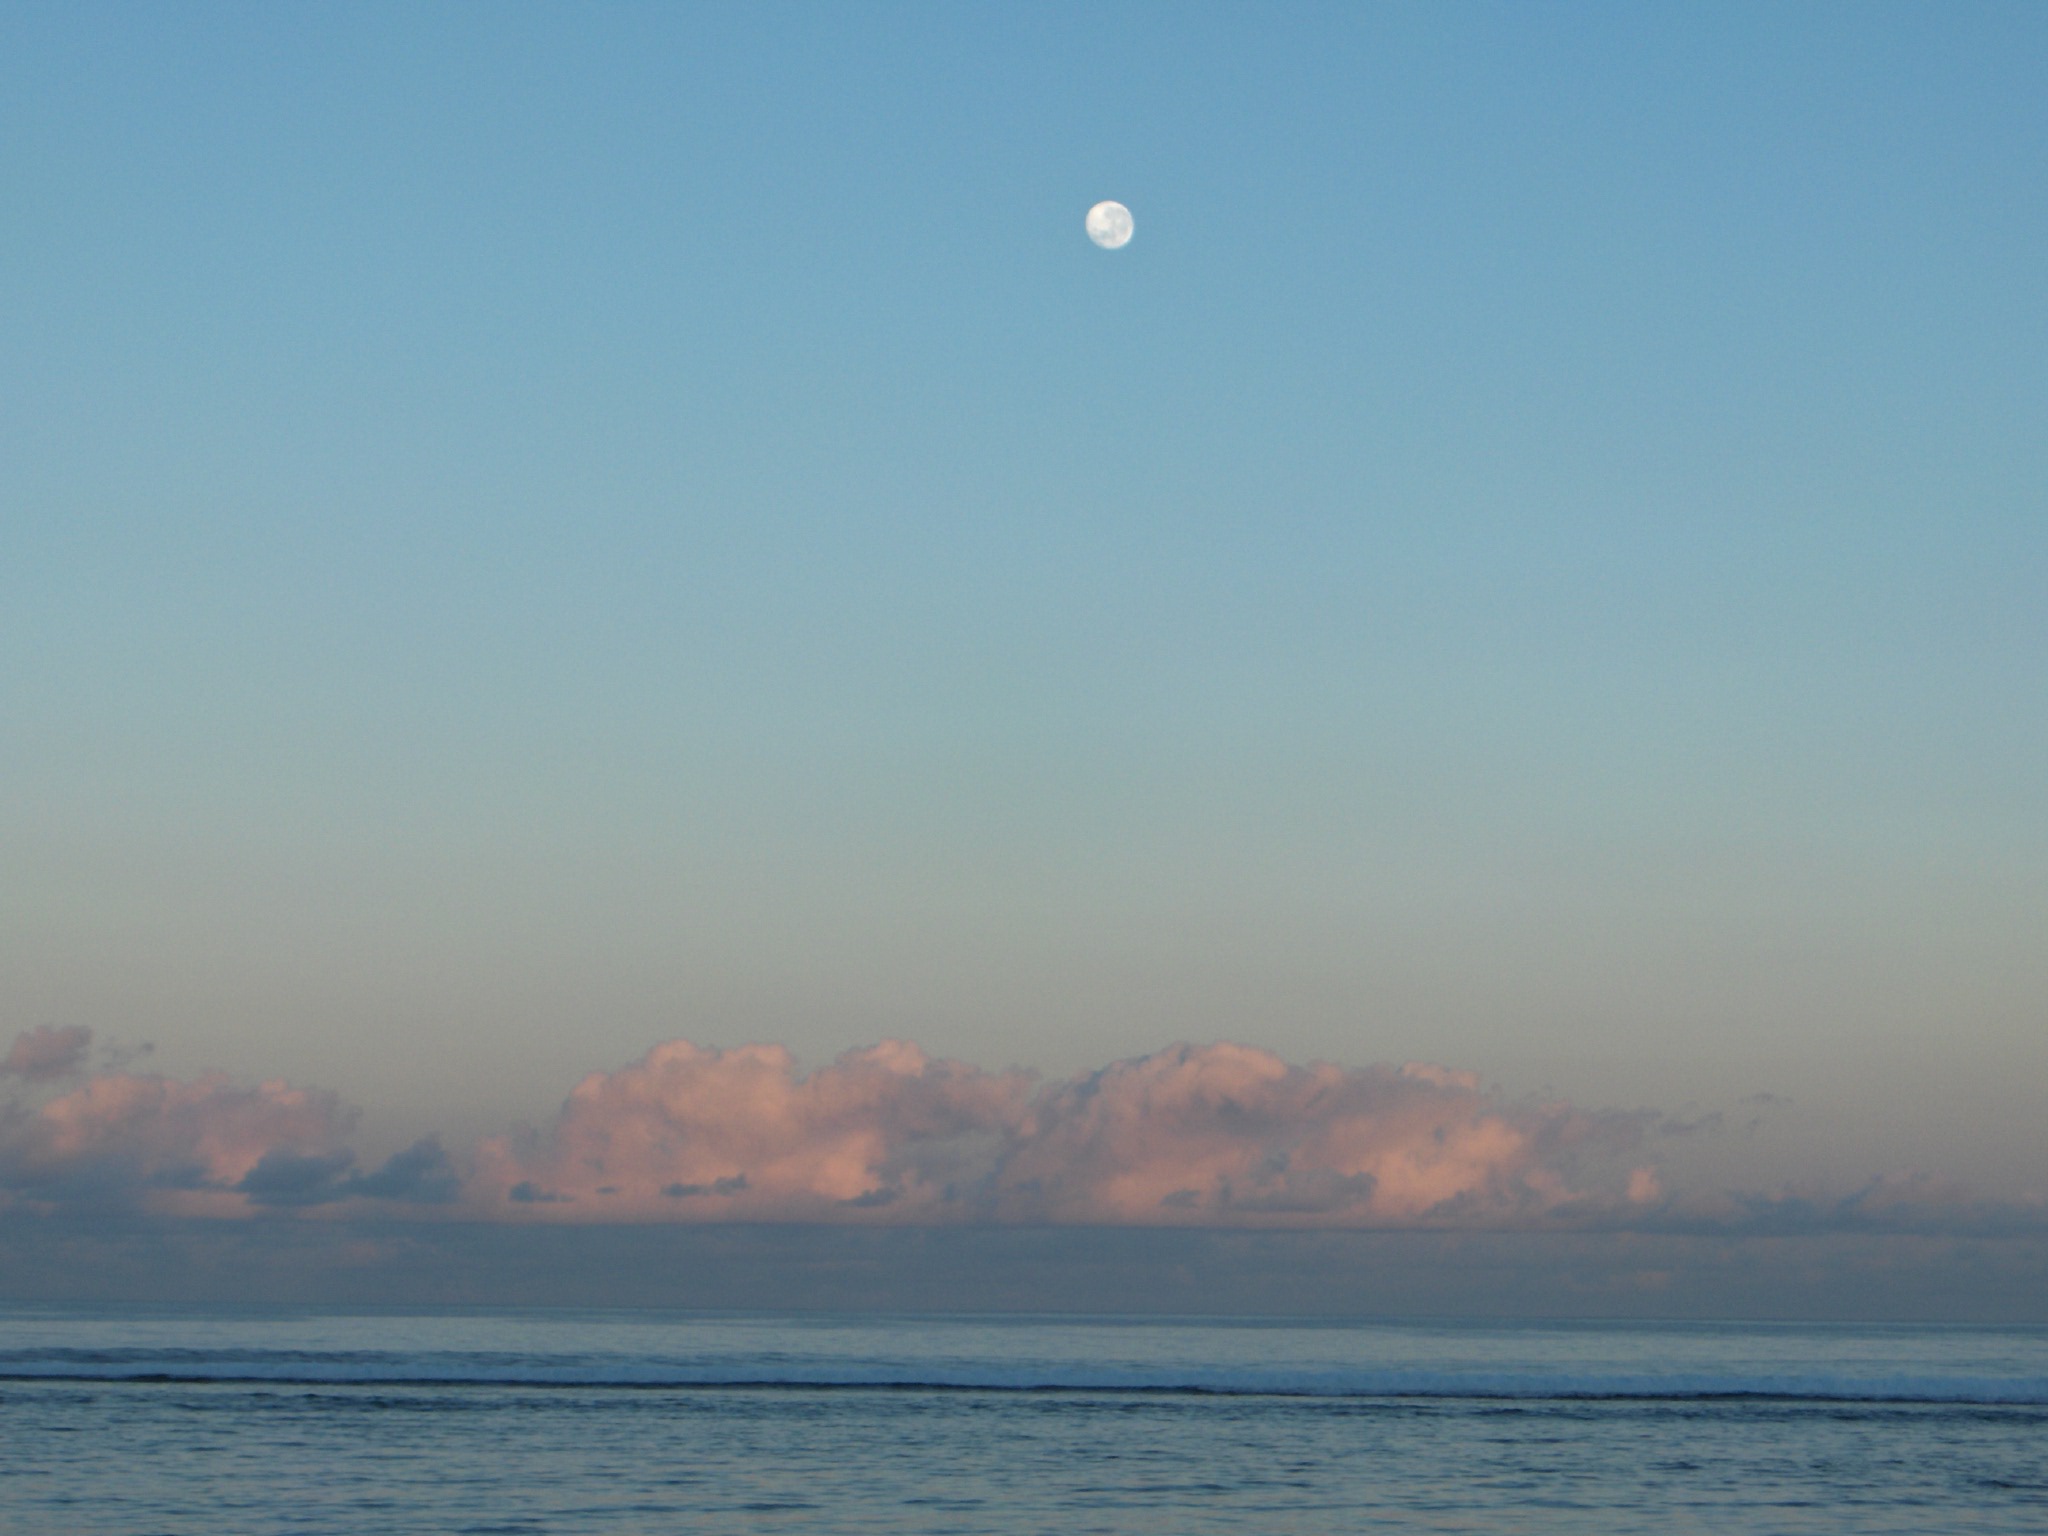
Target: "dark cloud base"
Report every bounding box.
[3,1218,2043,1324]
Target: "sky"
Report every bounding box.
[2,3,2044,1309]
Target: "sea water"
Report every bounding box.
[0,1306,2042,1534]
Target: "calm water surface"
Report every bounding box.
[1,1307,2042,1534]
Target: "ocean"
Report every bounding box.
[1,1306,2042,1534]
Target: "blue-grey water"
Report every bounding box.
[1,1306,2042,1534]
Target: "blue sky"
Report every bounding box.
[3,3,2044,1200]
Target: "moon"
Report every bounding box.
[1085,200,1133,249]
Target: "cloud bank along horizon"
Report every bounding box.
[1,1025,2036,1236]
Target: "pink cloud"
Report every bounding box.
[994,1045,1638,1224]
[3,1025,93,1083]
[473,1039,1655,1226]
[0,1038,1675,1226]
[471,1039,1032,1218]
[0,1070,356,1216]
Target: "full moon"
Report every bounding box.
[1085,200,1134,249]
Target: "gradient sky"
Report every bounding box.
[4,2,2044,1206]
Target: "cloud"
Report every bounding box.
[3,1026,93,1083]
[983,1044,1645,1225]
[0,1060,466,1216]
[344,1138,462,1205]
[235,1148,361,1208]
[229,1138,463,1209]
[472,1040,1657,1227]
[472,1039,1031,1220]
[0,1071,358,1215]
[6,1036,2030,1241]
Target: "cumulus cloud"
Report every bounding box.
[12,1034,2021,1238]
[0,1070,358,1215]
[471,1040,1658,1227]
[472,1040,1031,1219]
[0,1028,462,1215]
[1000,1045,1653,1224]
